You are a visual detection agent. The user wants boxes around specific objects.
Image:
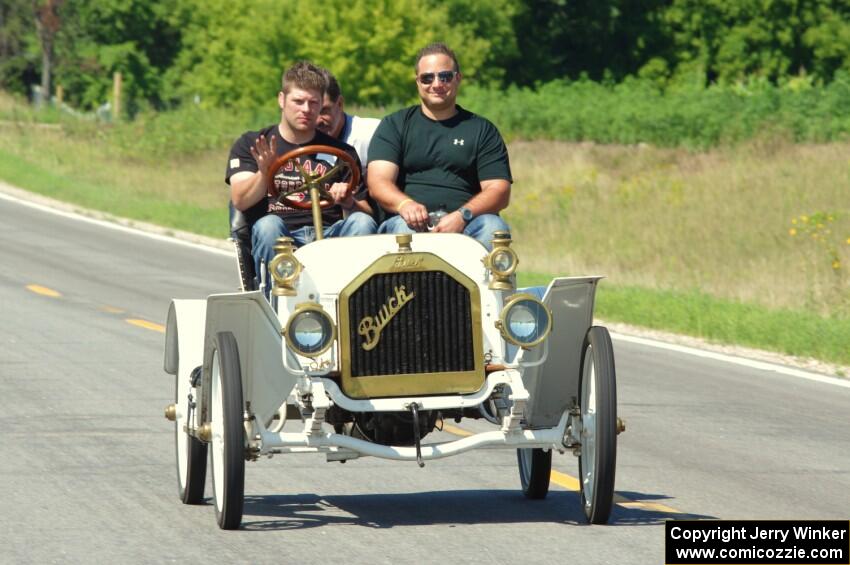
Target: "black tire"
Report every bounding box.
[209,332,246,530]
[175,366,207,504]
[578,326,617,524]
[517,448,552,499]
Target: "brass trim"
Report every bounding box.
[338,252,485,399]
[197,423,212,442]
[284,302,337,358]
[497,293,553,348]
[310,186,324,241]
[269,237,302,296]
[486,247,518,277]
[396,233,412,252]
[164,403,176,421]
[486,232,518,290]
[357,284,416,351]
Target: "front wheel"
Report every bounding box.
[578,326,617,524]
[517,448,552,499]
[209,332,246,530]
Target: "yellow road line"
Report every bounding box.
[550,469,581,491]
[443,424,686,515]
[100,305,126,314]
[26,284,61,298]
[126,318,166,333]
[617,500,684,514]
[441,423,473,437]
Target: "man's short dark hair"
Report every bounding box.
[319,68,342,102]
[281,61,326,96]
[415,42,460,73]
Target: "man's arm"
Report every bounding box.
[368,159,430,231]
[230,133,277,211]
[230,171,266,211]
[328,182,373,215]
[432,178,511,233]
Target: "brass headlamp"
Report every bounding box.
[484,231,518,290]
[284,302,337,358]
[268,236,302,296]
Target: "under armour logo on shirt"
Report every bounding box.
[453,138,464,145]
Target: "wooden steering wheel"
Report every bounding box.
[266,144,360,211]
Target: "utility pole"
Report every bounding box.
[113,71,122,122]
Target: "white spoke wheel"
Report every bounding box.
[578,326,617,524]
[209,332,246,530]
[175,363,207,504]
[517,448,552,499]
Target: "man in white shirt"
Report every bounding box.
[316,69,380,170]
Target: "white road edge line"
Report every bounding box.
[611,333,850,389]
[3,187,847,388]
[0,189,233,257]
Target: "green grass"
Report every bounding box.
[0,148,228,238]
[519,272,850,367]
[1,89,847,370]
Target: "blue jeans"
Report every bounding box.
[377,213,510,251]
[252,212,377,290]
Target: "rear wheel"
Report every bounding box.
[517,448,552,499]
[578,326,617,524]
[175,364,207,504]
[209,332,246,530]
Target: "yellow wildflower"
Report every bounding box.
[789,228,797,236]
[847,238,850,245]
[791,218,797,225]
[801,215,809,222]
[833,260,841,270]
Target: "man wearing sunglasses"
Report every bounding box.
[367,42,512,249]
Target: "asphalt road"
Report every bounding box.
[1,193,848,564]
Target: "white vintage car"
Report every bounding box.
[163,145,621,529]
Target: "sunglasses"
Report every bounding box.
[418,70,457,85]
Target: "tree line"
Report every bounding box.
[2,0,849,115]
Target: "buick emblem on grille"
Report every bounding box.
[358,285,415,351]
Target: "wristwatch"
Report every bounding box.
[458,206,474,223]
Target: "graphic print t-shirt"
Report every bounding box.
[225,125,365,229]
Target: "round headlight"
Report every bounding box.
[269,253,302,286]
[285,305,336,357]
[487,247,518,277]
[273,256,298,280]
[498,294,552,348]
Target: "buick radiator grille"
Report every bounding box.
[348,271,474,377]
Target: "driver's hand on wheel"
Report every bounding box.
[249,134,278,187]
[399,199,429,232]
[328,182,354,208]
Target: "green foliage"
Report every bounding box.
[51,0,183,114]
[461,72,850,147]
[663,0,850,84]
[168,0,520,107]
[286,0,448,105]
[163,0,295,109]
[0,0,36,96]
[5,0,850,111]
[511,0,672,84]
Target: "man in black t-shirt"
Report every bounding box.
[225,62,376,290]
[367,43,512,250]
